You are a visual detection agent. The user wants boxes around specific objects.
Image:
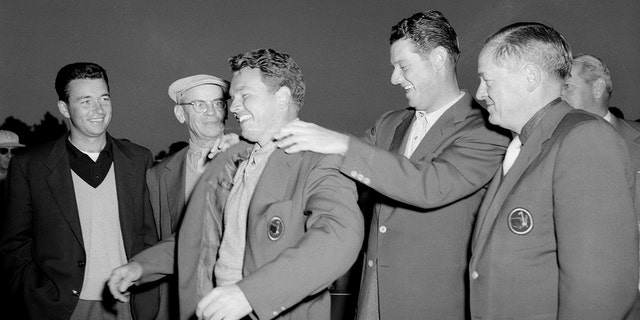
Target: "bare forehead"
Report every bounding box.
[67,78,109,97]
[230,68,267,92]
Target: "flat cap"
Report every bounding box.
[168,74,230,103]
[0,130,25,148]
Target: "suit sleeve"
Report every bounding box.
[0,158,39,297]
[146,166,162,240]
[130,236,176,284]
[554,122,639,318]
[237,155,364,319]
[341,118,508,209]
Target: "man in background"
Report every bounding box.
[147,74,231,319]
[0,129,25,318]
[561,54,640,304]
[275,11,509,319]
[470,22,638,319]
[0,130,24,202]
[0,62,159,319]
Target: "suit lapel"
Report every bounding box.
[45,137,84,248]
[250,149,297,209]
[164,149,187,226]
[472,103,573,255]
[612,116,640,144]
[389,111,414,154]
[112,139,136,254]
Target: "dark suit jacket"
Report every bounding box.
[146,147,188,320]
[470,103,639,319]
[0,133,159,320]
[147,147,188,240]
[610,116,640,215]
[341,92,509,319]
[135,143,365,320]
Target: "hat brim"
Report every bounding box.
[0,143,25,148]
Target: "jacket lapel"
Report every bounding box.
[389,111,414,154]
[164,149,187,228]
[45,136,84,248]
[112,139,137,255]
[409,94,472,160]
[471,103,573,255]
[250,149,297,209]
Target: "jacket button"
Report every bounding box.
[471,271,479,280]
[77,260,85,267]
[367,260,373,267]
[71,289,80,296]
[379,226,387,233]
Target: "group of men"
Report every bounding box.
[1,9,639,320]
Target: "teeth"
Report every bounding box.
[403,85,413,91]
[237,114,251,123]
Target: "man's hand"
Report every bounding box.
[107,261,143,303]
[208,133,241,159]
[274,119,349,155]
[196,285,253,320]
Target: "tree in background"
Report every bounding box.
[0,112,67,148]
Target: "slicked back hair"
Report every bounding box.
[484,22,572,81]
[228,48,305,108]
[572,54,612,95]
[55,62,109,103]
[390,10,460,64]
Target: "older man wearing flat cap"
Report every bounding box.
[146,74,232,320]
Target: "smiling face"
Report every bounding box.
[229,68,285,145]
[58,78,112,141]
[476,45,529,133]
[390,38,441,112]
[176,84,226,146]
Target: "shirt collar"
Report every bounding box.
[519,98,562,145]
[415,91,464,124]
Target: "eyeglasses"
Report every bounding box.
[178,99,226,113]
[0,148,15,155]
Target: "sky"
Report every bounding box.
[2,0,639,155]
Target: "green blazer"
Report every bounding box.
[470,102,639,319]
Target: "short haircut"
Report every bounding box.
[572,54,612,95]
[484,22,572,80]
[228,48,305,108]
[55,62,109,103]
[390,10,460,64]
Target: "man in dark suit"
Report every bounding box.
[275,10,509,320]
[561,54,640,311]
[470,23,639,319]
[0,62,159,319]
[561,54,640,214]
[146,74,231,320]
[108,49,364,320]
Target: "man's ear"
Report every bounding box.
[174,105,186,123]
[275,86,292,109]
[592,78,606,99]
[57,101,71,119]
[429,46,448,71]
[523,63,542,92]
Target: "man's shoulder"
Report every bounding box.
[12,136,62,164]
[112,137,151,155]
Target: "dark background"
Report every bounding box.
[2,0,638,155]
